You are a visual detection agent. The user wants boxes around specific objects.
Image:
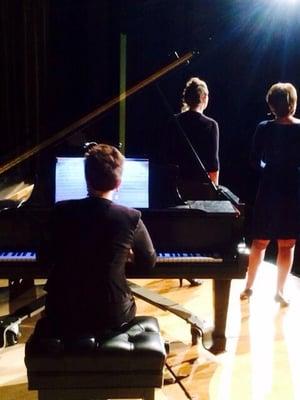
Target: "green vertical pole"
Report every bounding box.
[119,33,127,155]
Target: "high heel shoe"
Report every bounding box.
[274,293,290,307]
[240,288,253,300]
[179,279,203,287]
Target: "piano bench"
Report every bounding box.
[24,316,167,400]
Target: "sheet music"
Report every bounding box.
[56,158,87,202]
[112,159,149,208]
[55,157,149,208]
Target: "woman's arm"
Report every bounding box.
[208,170,219,185]
[207,120,220,185]
[250,122,267,170]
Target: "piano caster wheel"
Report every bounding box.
[0,328,18,348]
[191,326,201,345]
[208,342,226,355]
[0,316,20,348]
[6,330,18,346]
[208,336,226,355]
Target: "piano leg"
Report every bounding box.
[0,280,45,348]
[8,278,37,314]
[211,279,231,354]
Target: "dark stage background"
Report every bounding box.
[1,0,300,271]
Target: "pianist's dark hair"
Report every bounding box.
[84,143,124,192]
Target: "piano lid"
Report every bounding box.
[0,52,194,178]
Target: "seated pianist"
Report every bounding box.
[44,143,156,335]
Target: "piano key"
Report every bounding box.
[0,251,37,262]
[156,251,223,263]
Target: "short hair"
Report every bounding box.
[84,143,124,191]
[266,82,297,118]
[181,77,209,112]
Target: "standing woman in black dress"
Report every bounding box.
[240,82,300,306]
[164,77,220,287]
[166,77,220,200]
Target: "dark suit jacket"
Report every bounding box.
[45,196,156,334]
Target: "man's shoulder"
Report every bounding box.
[55,198,86,210]
[110,202,141,220]
[109,203,141,229]
[53,199,89,219]
[54,199,141,227]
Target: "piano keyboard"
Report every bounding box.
[0,251,223,264]
[157,252,223,263]
[0,251,37,262]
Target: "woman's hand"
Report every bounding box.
[127,249,135,263]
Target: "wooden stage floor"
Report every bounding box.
[1,261,300,400]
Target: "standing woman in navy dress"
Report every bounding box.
[241,82,300,306]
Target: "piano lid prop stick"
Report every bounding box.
[0,51,194,176]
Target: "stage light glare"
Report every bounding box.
[266,0,299,14]
[277,0,297,4]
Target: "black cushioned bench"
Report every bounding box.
[24,316,166,400]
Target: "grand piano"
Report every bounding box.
[0,54,248,353]
[0,171,248,353]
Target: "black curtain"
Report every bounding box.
[0,0,48,162]
[0,0,120,180]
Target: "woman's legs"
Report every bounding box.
[276,239,296,296]
[241,237,295,304]
[240,239,269,298]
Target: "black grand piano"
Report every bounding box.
[0,166,248,353]
[0,55,248,354]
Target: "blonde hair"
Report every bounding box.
[266,82,297,118]
[181,77,208,112]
